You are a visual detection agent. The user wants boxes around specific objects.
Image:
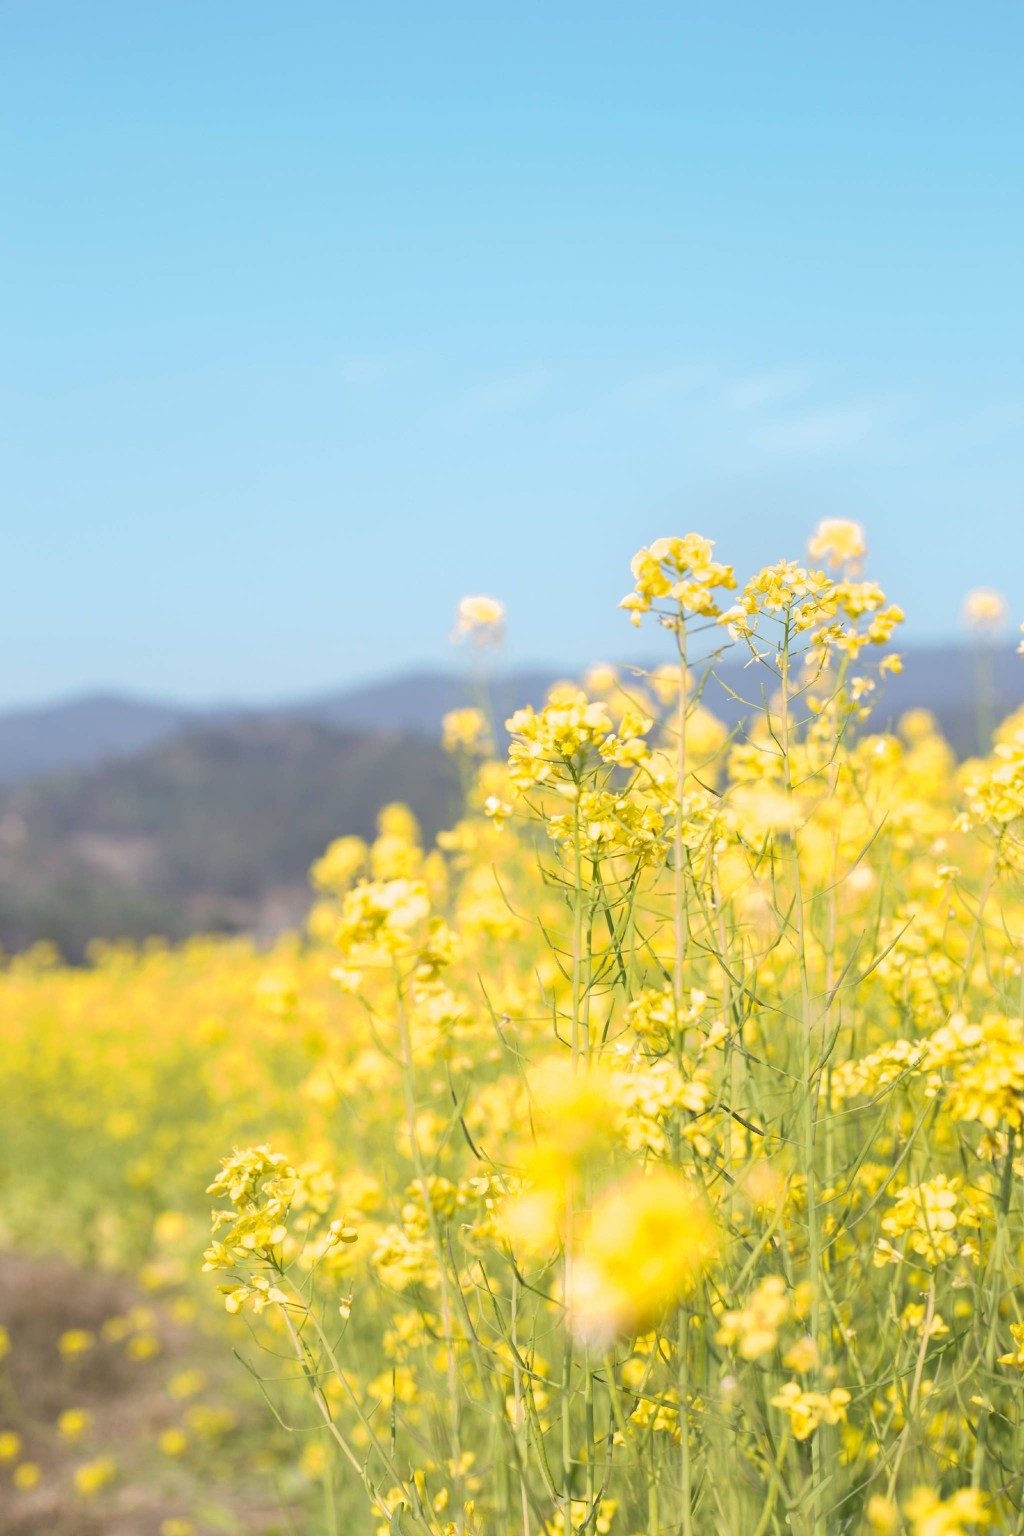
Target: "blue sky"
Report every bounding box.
[2,3,1022,706]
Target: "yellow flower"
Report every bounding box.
[771,1383,851,1441]
[13,1462,41,1490]
[73,1456,117,1496]
[153,1211,188,1245]
[453,595,505,643]
[310,835,367,893]
[527,1057,619,1167]
[998,1320,1024,1367]
[58,1329,96,1357]
[904,1485,990,1534]
[782,1335,819,1374]
[620,534,735,627]
[542,1497,619,1534]
[716,1275,790,1360]
[442,707,491,756]
[730,783,799,839]
[301,1440,327,1478]
[500,1186,563,1255]
[0,1432,22,1462]
[900,1303,949,1340]
[879,1175,972,1267]
[962,588,1007,631]
[569,1170,716,1343]
[583,662,618,695]
[483,794,512,830]
[334,878,431,957]
[167,1369,207,1400]
[943,1014,1024,1129]
[867,1496,899,1533]
[720,558,902,659]
[505,692,614,792]
[807,518,867,572]
[57,1408,92,1442]
[126,1331,161,1360]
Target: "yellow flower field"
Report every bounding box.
[4,524,1024,1535]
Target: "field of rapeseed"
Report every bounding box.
[4,523,1024,1536]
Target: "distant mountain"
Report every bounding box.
[0,646,1021,959]
[285,669,560,737]
[0,718,457,962]
[2,646,1022,789]
[0,693,195,784]
[854,644,1023,756]
[0,672,559,787]
[710,642,1024,758]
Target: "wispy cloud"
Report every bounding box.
[338,356,407,390]
[728,368,811,411]
[584,363,715,415]
[749,401,886,458]
[415,366,552,435]
[335,350,439,394]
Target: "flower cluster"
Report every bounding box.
[10,521,1024,1533]
[619,534,736,627]
[441,706,492,756]
[770,1382,851,1441]
[569,1170,716,1342]
[720,559,904,661]
[505,690,615,792]
[877,1176,983,1268]
[716,1275,791,1360]
[807,517,867,572]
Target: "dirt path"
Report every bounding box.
[0,1252,287,1536]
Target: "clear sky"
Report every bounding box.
[2,3,1022,707]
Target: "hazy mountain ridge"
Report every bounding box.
[0,672,559,786]
[0,646,1021,960]
[2,644,1022,787]
[0,718,458,961]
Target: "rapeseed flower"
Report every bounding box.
[807,517,867,572]
[962,588,1007,631]
[905,1486,990,1534]
[454,594,505,643]
[73,1456,117,1496]
[8,520,1024,1531]
[569,1170,715,1342]
[770,1382,851,1440]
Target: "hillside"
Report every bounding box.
[1,646,1021,788]
[0,646,1021,959]
[0,671,559,786]
[0,719,458,961]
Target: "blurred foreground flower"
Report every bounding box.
[569,1170,715,1344]
[904,1486,990,1534]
